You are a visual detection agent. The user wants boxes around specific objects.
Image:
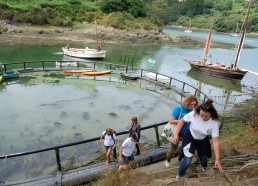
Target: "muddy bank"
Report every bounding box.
[0,23,234,48]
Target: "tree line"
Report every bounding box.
[0,0,257,32]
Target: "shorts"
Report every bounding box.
[104,145,114,150]
[121,154,134,165]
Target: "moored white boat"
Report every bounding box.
[62,47,106,59]
[145,72,170,84]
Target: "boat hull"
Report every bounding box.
[82,70,112,76]
[120,72,139,80]
[62,47,106,59]
[63,69,95,74]
[0,70,19,79]
[189,62,247,81]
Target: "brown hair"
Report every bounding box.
[195,99,220,121]
[131,116,138,123]
[182,95,198,108]
[106,128,112,133]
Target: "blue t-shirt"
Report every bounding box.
[171,105,192,135]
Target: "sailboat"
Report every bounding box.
[184,0,252,81]
[62,22,107,59]
[184,18,192,33]
[230,23,239,37]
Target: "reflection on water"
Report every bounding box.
[187,69,242,92]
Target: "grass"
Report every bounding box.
[91,169,153,186]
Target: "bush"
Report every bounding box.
[99,0,146,18]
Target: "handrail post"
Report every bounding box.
[182,83,185,94]
[154,125,160,147]
[23,62,26,70]
[55,148,62,172]
[3,64,7,72]
[42,62,45,70]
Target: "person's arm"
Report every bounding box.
[138,143,146,156]
[173,118,185,144]
[169,115,179,124]
[100,134,103,144]
[136,124,141,139]
[212,137,223,172]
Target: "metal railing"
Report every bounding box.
[0,122,167,172]
[1,60,209,101]
[0,60,209,180]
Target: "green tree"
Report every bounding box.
[214,0,232,11]
[99,0,146,17]
[181,0,205,17]
[147,0,170,25]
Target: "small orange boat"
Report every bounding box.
[82,70,112,76]
[63,69,95,74]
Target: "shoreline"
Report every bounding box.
[0,24,235,48]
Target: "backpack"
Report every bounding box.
[103,129,117,141]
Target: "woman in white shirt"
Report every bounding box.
[173,99,223,180]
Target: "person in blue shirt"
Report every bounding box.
[165,95,198,168]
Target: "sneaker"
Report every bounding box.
[202,167,207,172]
[176,175,180,181]
[164,160,171,168]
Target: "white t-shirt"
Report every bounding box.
[102,131,117,146]
[183,111,219,140]
[121,138,136,156]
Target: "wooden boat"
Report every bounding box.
[0,70,19,79]
[184,0,252,81]
[63,69,95,74]
[62,47,107,59]
[120,72,139,80]
[62,22,107,59]
[82,70,112,76]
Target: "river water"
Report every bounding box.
[0,28,257,181]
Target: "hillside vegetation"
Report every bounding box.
[0,0,257,33]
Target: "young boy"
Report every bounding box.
[118,132,145,172]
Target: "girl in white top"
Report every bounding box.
[100,128,118,166]
[173,99,223,180]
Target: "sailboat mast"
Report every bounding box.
[233,0,252,69]
[95,20,99,48]
[202,16,214,65]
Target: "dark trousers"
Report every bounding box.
[135,143,140,155]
